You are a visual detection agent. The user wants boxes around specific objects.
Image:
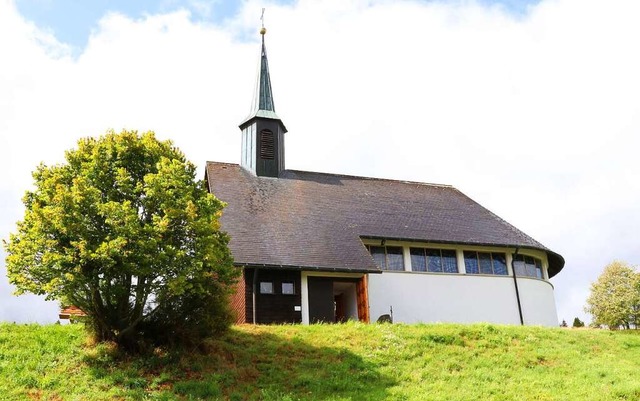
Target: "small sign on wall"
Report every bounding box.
[294,305,301,312]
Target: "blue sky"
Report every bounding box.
[16,0,539,51]
[15,0,292,51]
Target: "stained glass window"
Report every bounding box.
[367,245,405,271]
[493,254,508,275]
[479,252,493,274]
[387,247,404,271]
[409,248,458,273]
[464,251,508,276]
[513,255,543,278]
[442,250,458,273]
[464,251,479,274]
[426,249,442,272]
[410,248,427,272]
[369,246,387,270]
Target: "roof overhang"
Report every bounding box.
[234,262,382,274]
[238,111,288,133]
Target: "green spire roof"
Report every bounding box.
[256,36,275,112]
[240,30,286,129]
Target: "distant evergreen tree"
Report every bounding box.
[572,317,585,328]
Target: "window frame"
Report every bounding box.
[409,247,458,273]
[366,245,405,271]
[281,282,295,295]
[362,241,547,280]
[259,281,274,294]
[513,254,544,279]
[463,251,508,276]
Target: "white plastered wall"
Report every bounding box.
[363,240,558,327]
[517,277,559,326]
[368,272,557,326]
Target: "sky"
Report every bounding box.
[1,0,639,325]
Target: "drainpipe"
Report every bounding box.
[511,248,524,326]
[252,268,259,324]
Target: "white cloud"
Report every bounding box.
[2,0,640,324]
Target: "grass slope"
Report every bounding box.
[2,322,640,400]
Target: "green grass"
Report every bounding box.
[2,322,640,400]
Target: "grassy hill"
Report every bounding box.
[2,322,640,400]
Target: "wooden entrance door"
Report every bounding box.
[308,278,334,323]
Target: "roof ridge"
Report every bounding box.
[286,169,453,188]
[206,162,453,188]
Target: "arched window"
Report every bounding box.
[260,129,275,159]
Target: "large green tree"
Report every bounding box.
[585,261,640,330]
[5,130,238,350]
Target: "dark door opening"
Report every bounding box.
[308,277,362,323]
[308,278,334,323]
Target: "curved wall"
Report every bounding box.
[368,272,557,326]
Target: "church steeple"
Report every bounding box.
[239,17,287,178]
[255,32,275,113]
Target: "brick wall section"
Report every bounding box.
[229,268,247,324]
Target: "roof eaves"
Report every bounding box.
[233,262,382,274]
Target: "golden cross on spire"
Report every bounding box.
[260,8,266,35]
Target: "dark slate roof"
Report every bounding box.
[205,162,564,278]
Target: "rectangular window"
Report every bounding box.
[535,259,543,279]
[387,247,404,271]
[259,282,274,294]
[282,282,295,295]
[464,251,508,276]
[464,251,479,274]
[369,246,387,269]
[426,249,441,272]
[441,250,457,273]
[479,252,493,274]
[410,248,427,272]
[493,253,507,275]
[367,245,404,271]
[408,248,458,273]
[514,255,543,278]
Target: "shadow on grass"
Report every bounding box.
[83,326,396,400]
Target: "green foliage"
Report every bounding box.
[585,261,640,330]
[4,130,238,350]
[5,322,640,400]
[573,317,585,328]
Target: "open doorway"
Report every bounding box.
[308,277,367,323]
[334,281,358,322]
